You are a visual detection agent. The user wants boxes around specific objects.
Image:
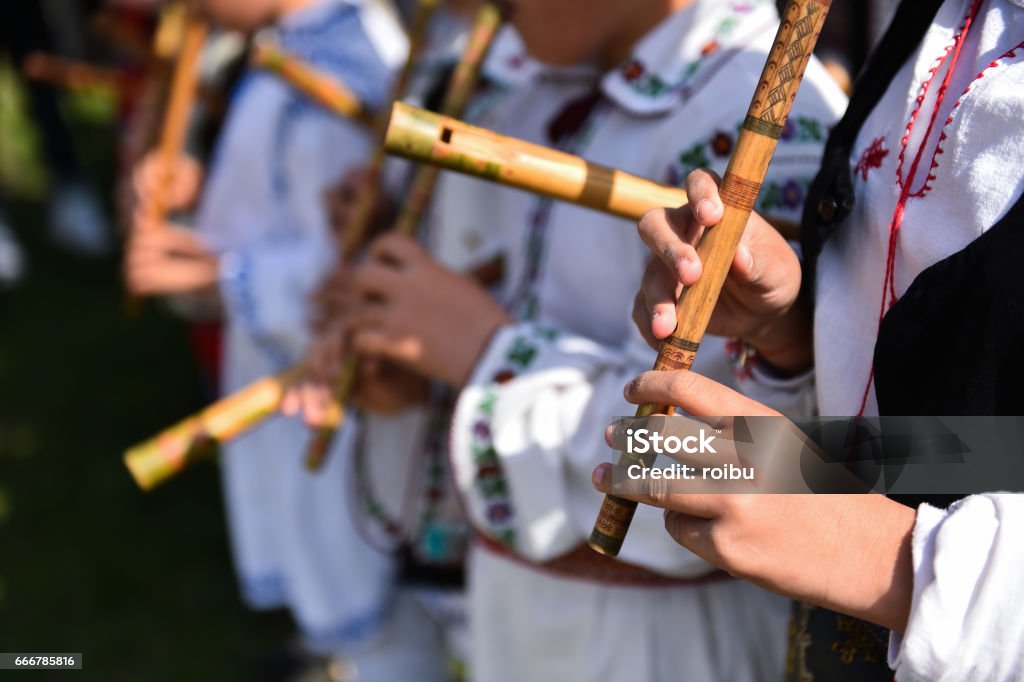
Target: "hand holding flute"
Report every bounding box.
[589,0,832,556]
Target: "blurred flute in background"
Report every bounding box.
[250,41,375,127]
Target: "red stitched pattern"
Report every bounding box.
[911,39,1024,198]
[854,136,889,181]
[859,0,984,416]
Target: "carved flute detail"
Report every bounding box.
[588,0,833,557]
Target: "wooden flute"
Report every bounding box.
[304,2,503,469]
[384,103,800,241]
[588,0,832,557]
[250,41,375,127]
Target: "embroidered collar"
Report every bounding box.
[482,27,541,89]
[601,0,779,116]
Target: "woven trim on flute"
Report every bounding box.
[663,336,701,353]
[719,172,762,212]
[742,114,785,139]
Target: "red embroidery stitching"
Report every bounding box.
[910,39,1024,198]
[854,136,889,181]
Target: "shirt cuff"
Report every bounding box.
[887,502,946,670]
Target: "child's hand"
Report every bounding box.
[634,169,811,373]
[123,224,218,296]
[346,234,511,388]
[132,152,204,214]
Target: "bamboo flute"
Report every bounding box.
[304,2,502,469]
[589,0,833,557]
[124,367,303,490]
[386,102,690,222]
[250,42,374,127]
[385,103,801,240]
[140,7,207,228]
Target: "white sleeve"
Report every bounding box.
[218,111,370,365]
[889,493,1024,681]
[449,320,716,578]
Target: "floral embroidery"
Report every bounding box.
[781,115,826,143]
[853,136,889,181]
[467,327,561,548]
[621,59,645,83]
[710,131,735,157]
[757,178,810,213]
[623,0,770,99]
[666,115,827,187]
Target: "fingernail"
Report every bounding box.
[604,424,615,446]
[592,464,607,488]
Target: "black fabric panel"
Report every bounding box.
[800,0,946,306]
[875,195,1024,416]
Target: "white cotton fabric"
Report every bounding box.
[437,1,848,680]
[889,494,1024,681]
[469,544,792,682]
[750,0,1024,416]
[195,0,407,652]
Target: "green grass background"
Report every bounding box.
[0,64,293,681]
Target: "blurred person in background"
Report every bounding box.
[126,0,410,678]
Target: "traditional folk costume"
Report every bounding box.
[726,0,1024,678]
[194,0,408,656]
[427,2,849,680]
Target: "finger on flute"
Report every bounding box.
[589,0,833,557]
